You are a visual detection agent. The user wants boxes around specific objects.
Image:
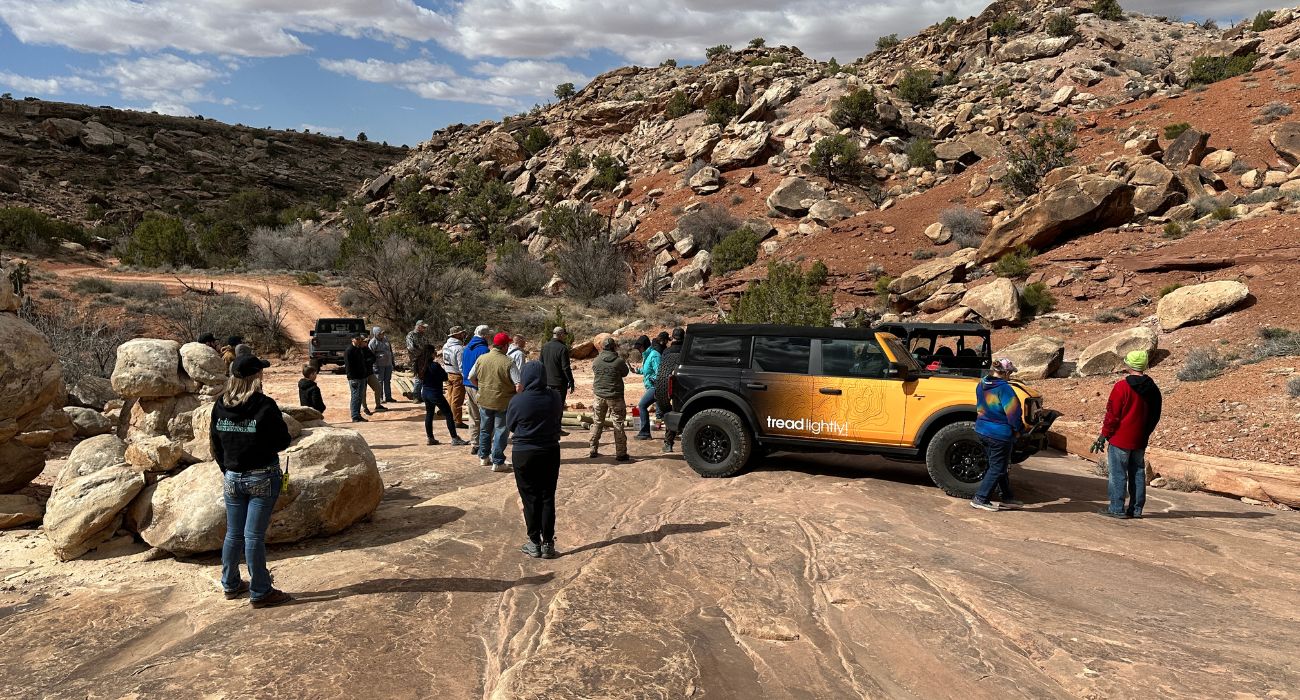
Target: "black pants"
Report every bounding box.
[422,388,458,441]
[512,446,560,545]
[548,385,568,409]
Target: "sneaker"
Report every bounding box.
[559,429,571,437]
[250,589,294,608]
[363,408,373,416]
[1096,509,1129,519]
[492,462,513,473]
[521,542,542,558]
[223,581,250,600]
[540,543,557,559]
[970,500,999,512]
[615,454,632,462]
[450,437,470,447]
[662,442,673,453]
[479,458,491,467]
[351,417,368,423]
[1129,512,1143,519]
[374,405,390,412]
[589,449,599,458]
[634,434,652,441]
[427,438,440,446]
[999,499,1024,510]
[456,422,469,429]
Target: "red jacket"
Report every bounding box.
[1101,375,1162,450]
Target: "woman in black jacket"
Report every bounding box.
[211,354,293,608]
[415,344,470,447]
[506,361,563,559]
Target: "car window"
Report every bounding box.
[819,338,889,378]
[685,335,744,365]
[751,336,811,374]
[318,320,366,334]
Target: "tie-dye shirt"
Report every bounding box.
[975,376,1023,442]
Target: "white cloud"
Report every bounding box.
[0,54,226,113]
[0,70,95,95]
[300,123,344,135]
[319,56,587,109]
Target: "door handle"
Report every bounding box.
[745,383,767,391]
[912,394,925,399]
[819,387,842,395]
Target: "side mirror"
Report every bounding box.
[884,363,910,380]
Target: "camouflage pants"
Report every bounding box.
[588,396,627,457]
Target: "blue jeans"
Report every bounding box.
[636,387,656,436]
[1107,445,1146,517]
[348,379,364,420]
[974,435,1014,503]
[376,365,394,402]
[222,464,282,600]
[478,407,508,465]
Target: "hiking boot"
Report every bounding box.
[999,499,1024,510]
[559,429,570,437]
[521,542,542,558]
[661,442,673,453]
[251,589,293,609]
[634,433,652,441]
[450,437,470,447]
[351,417,368,423]
[427,438,440,446]
[540,543,557,559]
[1096,509,1129,519]
[363,408,373,416]
[588,448,599,458]
[615,454,632,462]
[970,500,999,512]
[456,422,469,429]
[223,581,249,600]
[374,405,389,412]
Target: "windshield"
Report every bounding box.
[317,319,365,333]
[878,334,924,372]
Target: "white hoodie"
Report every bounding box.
[441,335,465,376]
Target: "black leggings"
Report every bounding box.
[423,389,458,441]
[513,447,560,546]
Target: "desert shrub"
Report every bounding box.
[111,281,167,302]
[990,14,1019,37]
[18,304,134,386]
[72,277,113,295]
[1161,473,1203,492]
[636,266,670,303]
[450,163,526,243]
[1177,348,1227,382]
[1212,205,1235,221]
[593,293,636,315]
[394,177,451,224]
[874,275,893,296]
[119,214,200,268]
[1201,19,1219,31]
[1246,327,1300,363]
[554,82,576,100]
[1095,310,1123,323]
[1163,122,1191,140]
[830,88,879,129]
[189,188,291,267]
[896,69,935,107]
[822,57,841,77]
[564,147,589,171]
[295,272,323,286]
[514,126,552,156]
[1252,10,1276,32]
[0,207,88,253]
[748,37,766,48]
[1046,12,1077,37]
[1004,117,1077,197]
[912,248,937,260]
[677,204,741,251]
[158,288,292,354]
[1158,283,1184,298]
[1289,376,1300,398]
[907,138,936,168]
[1092,0,1123,20]
[682,159,708,186]
[492,243,550,297]
[555,236,626,303]
[1254,101,1293,125]
[665,90,692,119]
[992,83,1012,98]
[247,223,343,271]
[1020,282,1056,316]
[1191,195,1223,217]
[705,97,740,126]
[344,232,483,333]
[705,44,731,60]
[590,152,627,191]
[875,34,900,50]
[1162,222,1186,239]
[541,203,608,242]
[993,246,1034,278]
[660,58,677,68]
[728,261,833,326]
[809,134,864,183]
[1188,54,1259,86]
[940,16,959,31]
[940,207,987,248]
[711,227,760,274]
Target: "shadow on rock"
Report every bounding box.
[564,521,729,557]
[290,573,556,603]
[1142,509,1275,520]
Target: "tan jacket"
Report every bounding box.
[472,348,517,411]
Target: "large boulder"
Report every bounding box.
[739,78,799,123]
[0,164,19,194]
[41,117,82,143]
[1162,128,1210,169]
[977,175,1134,262]
[63,406,114,438]
[79,121,125,152]
[129,394,199,439]
[888,249,978,309]
[280,405,325,423]
[766,177,827,217]
[999,336,1065,380]
[477,130,526,166]
[179,342,227,386]
[183,403,216,463]
[124,435,184,472]
[0,313,63,444]
[58,434,128,488]
[996,35,1077,63]
[688,165,722,194]
[1128,159,1184,216]
[0,494,41,529]
[1157,281,1250,331]
[1270,122,1300,166]
[67,375,118,410]
[671,250,712,290]
[111,339,184,399]
[710,126,770,170]
[684,124,722,161]
[131,461,227,555]
[807,199,854,225]
[44,466,145,560]
[1075,327,1159,377]
[0,441,46,494]
[962,278,1020,326]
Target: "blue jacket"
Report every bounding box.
[507,362,562,452]
[975,376,1024,442]
[461,336,490,389]
[638,347,661,390]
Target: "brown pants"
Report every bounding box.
[588,396,627,457]
[445,374,466,423]
[364,374,383,409]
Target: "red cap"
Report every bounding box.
[493,332,511,347]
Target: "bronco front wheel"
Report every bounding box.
[924,421,987,497]
[681,408,754,478]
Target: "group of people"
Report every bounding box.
[972,350,1162,519]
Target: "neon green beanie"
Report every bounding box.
[1124,350,1149,372]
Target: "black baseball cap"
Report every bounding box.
[231,354,271,378]
[198,332,216,344]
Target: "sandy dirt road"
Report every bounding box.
[58,266,340,345]
[1,363,1298,699]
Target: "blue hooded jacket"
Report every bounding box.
[975,376,1024,442]
[461,335,490,389]
[507,361,562,452]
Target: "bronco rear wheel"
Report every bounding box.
[682,408,754,478]
[924,421,987,497]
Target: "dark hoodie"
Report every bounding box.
[210,392,292,473]
[1103,374,1162,450]
[592,349,629,399]
[507,361,562,452]
[298,377,326,413]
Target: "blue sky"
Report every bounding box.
[0,0,1278,147]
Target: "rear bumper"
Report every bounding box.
[1015,409,1061,457]
[310,350,346,365]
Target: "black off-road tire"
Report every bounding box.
[924,421,988,498]
[681,408,754,478]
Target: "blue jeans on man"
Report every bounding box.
[375,365,394,402]
[348,379,365,420]
[1107,445,1146,517]
[974,435,1014,504]
[478,407,508,465]
[222,464,282,601]
[636,387,656,437]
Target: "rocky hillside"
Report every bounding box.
[0,97,407,231]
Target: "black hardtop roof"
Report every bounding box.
[684,323,897,340]
[316,317,366,325]
[873,322,990,335]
